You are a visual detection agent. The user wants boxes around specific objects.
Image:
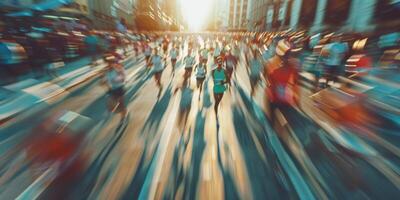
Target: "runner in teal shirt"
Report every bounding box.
[212,57,227,116]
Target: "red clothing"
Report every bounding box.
[356,55,372,69]
[267,60,299,105]
[346,54,372,73]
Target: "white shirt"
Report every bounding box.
[184,55,195,68]
[195,64,206,78]
[144,46,152,56]
[107,67,125,89]
[170,49,178,59]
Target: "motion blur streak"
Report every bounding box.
[1,0,400,200]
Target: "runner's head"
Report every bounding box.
[275,39,291,58]
[226,46,232,55]
[104,52,118,65]
[217,56,223,68]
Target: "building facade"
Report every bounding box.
[88,0,136,30]
[134,0,181,31]
[247,0,400,33]
[228,0,249,30]
[161,0,182,30]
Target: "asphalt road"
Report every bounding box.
[1,43,399,200]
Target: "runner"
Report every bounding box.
[84,30,100,66]
[162,36,169,54]
[249,51,263,97]
[199,47,209,63]
[321,36,349,87]
[133,41,139,61]
[169,45,179,73]
[213,42,221,64]
[104,51,127,118]
[178,36,183,50]
[232,42,241,62]
[183,48,196,86]
[144,41,152,66]
[194,58,207,100]
[225,49,238,84]
[265,39,299,125]
[149,48,165,99]
[212,57,228,117]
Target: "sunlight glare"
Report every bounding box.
[180,0,213,31]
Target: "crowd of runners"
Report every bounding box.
[103,30,399,128]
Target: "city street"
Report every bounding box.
[1,0,400,199]
[1,43,399,199]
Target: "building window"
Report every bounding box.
[299,0,317,28]
[284,0,293,26]
[325,0,350,26]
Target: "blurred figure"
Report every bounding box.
[169,45,179,73]
[213,42,221,63]
[0,20,4,39]
[183,48,196,86]
[0,111,90,199]
[149,48,165,99]
[320,35,349,87]
[249,51,263,97]
[232,41,241,62]
[144,41,152,66]
[225,49,238,85]
[265,39,299,125]
[26,27,50,78]
[194,58,207,100]
[84,30,100,66]
[199,46,209,63]
[212,56,227,117]
[104,50,127,119]
[116,18,128,56]
[378,32,400,69]
[345,38,373,77]
[133,41,140,61]
[309,33,321,50]
[162,36,169,54]
[0,38,28,84]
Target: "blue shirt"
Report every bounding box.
[151,55,164,72]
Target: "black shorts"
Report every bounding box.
[250,76,260,86]
[196,77,205,82]
[171,58,177,63]
[324,65,339,77]
[185,68,193,73]
[226,67,233,74]
[154,71,162,77]
[109,87,124,98]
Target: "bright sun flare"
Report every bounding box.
[180,0,213,31]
